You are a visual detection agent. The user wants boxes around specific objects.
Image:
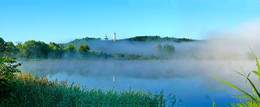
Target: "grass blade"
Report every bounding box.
[252,71,258,75]
[215,77,257,102]
[249,46,260,81]
[212,101,216,107]
[235,71,260,99]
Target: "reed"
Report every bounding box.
[216,49,260,106]
[1,72,175,107]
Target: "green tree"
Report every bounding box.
[4,42,18,57]
[0,57,21,88]
[0,38,6,56]
[48,42,64,58]
[15,43,23,58]
[156,44,175,57]
[19,40,50,58]
[163,44,175,54]
[79,44,90,54]
[64,44,76,55]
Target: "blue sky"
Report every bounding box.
[1,0,260,43]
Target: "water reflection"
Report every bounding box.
[20,60,255,106]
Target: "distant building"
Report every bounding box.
[104,34,108,40]
[113,32,116,41]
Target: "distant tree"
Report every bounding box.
[125,54,141,59]
[4,42,18,57]
[64,44,76,55]
[156,44,163,52]
[0,38,18,57]
[15,43,23,57]
[19,40,50,58]
[124,36,194,42]
[78,44,90,54]
[155,44,175,57]
[162,37,177,41]
[163,44,175,54]
[68,37,100,48]
[127,36,161,41]
[112,53,125,59]
[0,38,6,56]
[176,38,194,42]
[48,42,64,58]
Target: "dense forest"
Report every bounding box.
[0,36,189,59]
[123,36,194,42]
[0,37,111,59]
[68,36,195,43]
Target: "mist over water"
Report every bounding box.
[17,20,260,107]
[19,41,259,106]
[73,38,259,61]
[20,59,255,106]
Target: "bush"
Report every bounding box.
[0,57,21,87]
[0,57,22,101]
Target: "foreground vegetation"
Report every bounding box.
[216,50,260,107]
[0,57,175,106]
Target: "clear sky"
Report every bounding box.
[1,0,260,43]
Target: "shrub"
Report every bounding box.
[0,57,22,101]
[0,57,22,87]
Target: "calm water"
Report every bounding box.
[20,59,256,107]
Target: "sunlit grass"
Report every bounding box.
[0,72,175,106]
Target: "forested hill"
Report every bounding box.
[64,36,195,55]
[68,37,101,44]
[0,36,195,60]
[122,36,195,42]
[67,36,195,44]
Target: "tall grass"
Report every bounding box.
[215,49,260,106]
[0,72,175,107]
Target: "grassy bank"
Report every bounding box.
[0,72,175,107]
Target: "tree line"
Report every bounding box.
[124,36,194,42]
[0,37,90,58]
[0,37,176,60]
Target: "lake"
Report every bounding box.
[19,59,257,107]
